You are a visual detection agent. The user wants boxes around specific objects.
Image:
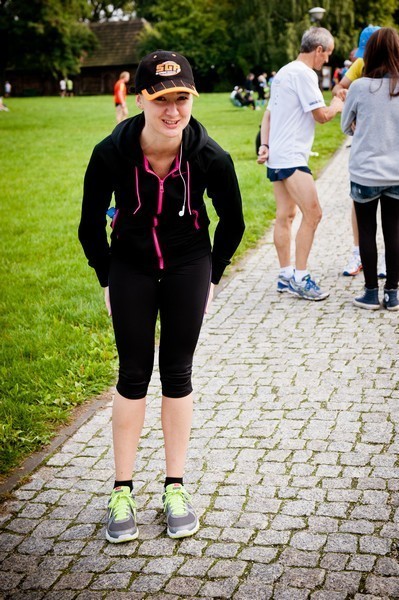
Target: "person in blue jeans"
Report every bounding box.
[79,50,245,542]
[341,27,399,311]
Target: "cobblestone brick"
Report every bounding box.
[324,571,362,594]
[249,562,284,582]
[208,559,247,578]
[90,573,132,589]
[347,554,376,571]
[324,534,358,553]
[238,546,278,563]
[129,574,169,593]
[0,571,25,590]
[143,557,184,574]
[308,516,338,533]
[339,520,375,534]
[137,539,177,556]
[279,549,320,567]
[281,500,315,516]
[365,575,399,596]
[164,576,202,596]
[359,535,391,555]
[199,576,239,598]
[53,572,94,590]
[279,567,325,589]
[320,553,349,571]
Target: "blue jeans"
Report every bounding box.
[350,182,399,203]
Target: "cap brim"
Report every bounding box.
[354,48,363,58]
[141,82,199,100]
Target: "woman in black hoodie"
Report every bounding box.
[79,50,245,543]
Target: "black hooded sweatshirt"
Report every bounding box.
[79,113,245,286]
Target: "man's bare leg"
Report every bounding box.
[273,181,297,267]
[282,170,321,271]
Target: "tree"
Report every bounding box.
[353,0,398,28]
[137,0,232,89]
[87,1,135,22]
[0,0,97,91]
[135,0,357,89]
[133,0,158,22]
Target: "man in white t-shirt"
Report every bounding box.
[257,27,343,301]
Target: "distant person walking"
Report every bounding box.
[79,50,244,543]
[4,81,11,98]
[257,27,343,301]
[114,71,130,123]
[341,27,399,311]
[66,78,74,97]
[59,78,66,97]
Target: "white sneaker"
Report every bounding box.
[343,253,362,276]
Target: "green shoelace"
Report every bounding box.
[109,488,136,521]
[163,486,191,516]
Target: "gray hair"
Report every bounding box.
[300,27,334,52]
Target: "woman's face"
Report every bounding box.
[137,92,193,140]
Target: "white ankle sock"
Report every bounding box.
[294,269,309,283]
[280,266,294,279]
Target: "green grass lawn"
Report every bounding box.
[0,93,345,478]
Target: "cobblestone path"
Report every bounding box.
[1,143,399,599]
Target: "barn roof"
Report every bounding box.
[83,19,146,67]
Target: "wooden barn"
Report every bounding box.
[6,19,145,96]
[76,19,145,95]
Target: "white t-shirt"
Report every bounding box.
[267,60,325,168]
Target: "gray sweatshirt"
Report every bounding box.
[341,77,399,187]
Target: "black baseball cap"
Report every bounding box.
[134,50,199,100]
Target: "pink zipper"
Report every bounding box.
[152,216,164,269]
[143,156,179,270]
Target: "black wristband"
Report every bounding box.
[260,144,269,149]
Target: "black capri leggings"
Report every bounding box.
[109,254,212,399]
[354,195,399,290]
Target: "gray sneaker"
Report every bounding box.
[106,486,138,543]
[162,483,199,539]
[288,274,330,301]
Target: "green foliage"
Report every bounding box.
[133,0,157,21]
[137,0,232,79]
[353,0,398,28]
[3,0,399,92]
[1,0,97,80]
[0,93,344,477]
[136,0,399,86]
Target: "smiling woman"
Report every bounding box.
[136,92,194,177]
[78,49,245,543]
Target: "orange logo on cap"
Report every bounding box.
[156,61,182,77]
